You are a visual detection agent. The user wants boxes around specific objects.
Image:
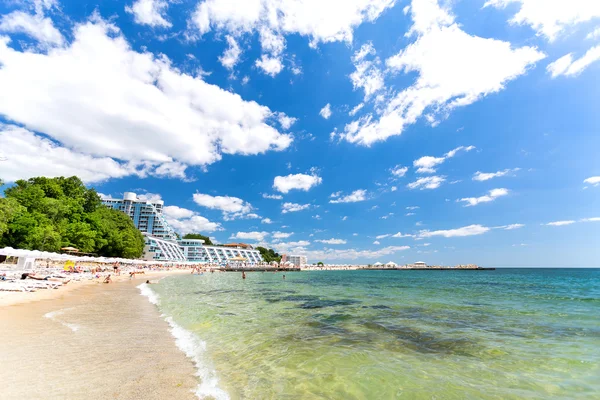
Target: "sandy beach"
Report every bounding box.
[0,270,200,400]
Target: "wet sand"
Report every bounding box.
[0,276,199,400]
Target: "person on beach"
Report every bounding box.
[103,275,112,284]
[242,271,246,280]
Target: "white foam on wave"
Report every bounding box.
[137,283,230,400]
[44,308,80,332]
[137,282,160,305]
[164,316,231,400]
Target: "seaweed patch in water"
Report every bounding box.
[363,321,480,356]
[297,299,360,309]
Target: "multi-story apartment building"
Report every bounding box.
[143,233,187,262]
[103,193,264,264]
[179,240,263,264]
[284,254,308,267]
[102,192,178,241]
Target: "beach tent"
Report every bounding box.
[373,262,383,266]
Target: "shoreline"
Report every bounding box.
[0,268,192,308]
[0,270,201,400]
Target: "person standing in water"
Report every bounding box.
[242,271,246,279]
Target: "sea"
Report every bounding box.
[143,269,600,399]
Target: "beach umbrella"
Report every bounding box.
[61,246,79,252]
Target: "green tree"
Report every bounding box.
[256,246,281,263]
[317,261,324,266]
[0,197,25,237]
[0,176,144,258]
[182,233,213,245]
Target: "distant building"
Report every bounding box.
[103,193,263,264]
[413,261,427,268]
[143,233,186,262]
[102,192,178,241]
[179,239,263,264]
[286,254,307,267]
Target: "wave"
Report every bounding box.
[137,283,230,400]
[43,308,80,332]
[137,282,160,305]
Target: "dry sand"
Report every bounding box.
[0,271,200,400]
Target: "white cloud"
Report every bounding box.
[375,234,390,239]
[413,156,444,174]
[163,205,223,233]
[407,175,445,190]
[406,206,419,210]
[406,212,415,216]
[125,0,172,28]
[0,124,156,183]
[484,0,600,41]
[544,220,575,226]
[193,193,256,220]
[273,172,322,193]
[350,42,385,100]
[419,224,490,238]
[138,193,163,202]
[329,189,368,203]
[190,0,396,46]
[231,231,269,241]
[414,145,475,174]
[584,176,600,186]
[163,205,194,219]
[312,214,322,220]
[543,218,599,226]
[547,46,600,78]
[320,103,332,119]
[255,54,284,76]
[0,9,63,47]
[0,18,293,180]
[496,223,525,230]
[581,217,600,222]
[390,165,408,177]
[271,240,311,252]
[300,245,410,261]
[588,27,600,40]
[262,193,283,200]
[458,188,509,206]
[545,220,576,226]
[391,186,397,192]
[272,231,293,239]
[391,232,413,238]
[281,202,311,213]
[342,216,348,221]
[258,26,285,54]
[316,238,347,245]
[341,0,544,146]
[219,35,242,70]
[473,168,520,181]
[261,218,273,224]
[276,112,297,130]
[349,103,365,116]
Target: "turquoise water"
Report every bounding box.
[150,269,600,399]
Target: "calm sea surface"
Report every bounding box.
[148,269,600,399]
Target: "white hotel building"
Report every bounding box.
[102,193,263,264]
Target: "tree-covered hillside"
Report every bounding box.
[0,176,144,258]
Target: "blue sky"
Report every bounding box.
[0,0,599,266]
